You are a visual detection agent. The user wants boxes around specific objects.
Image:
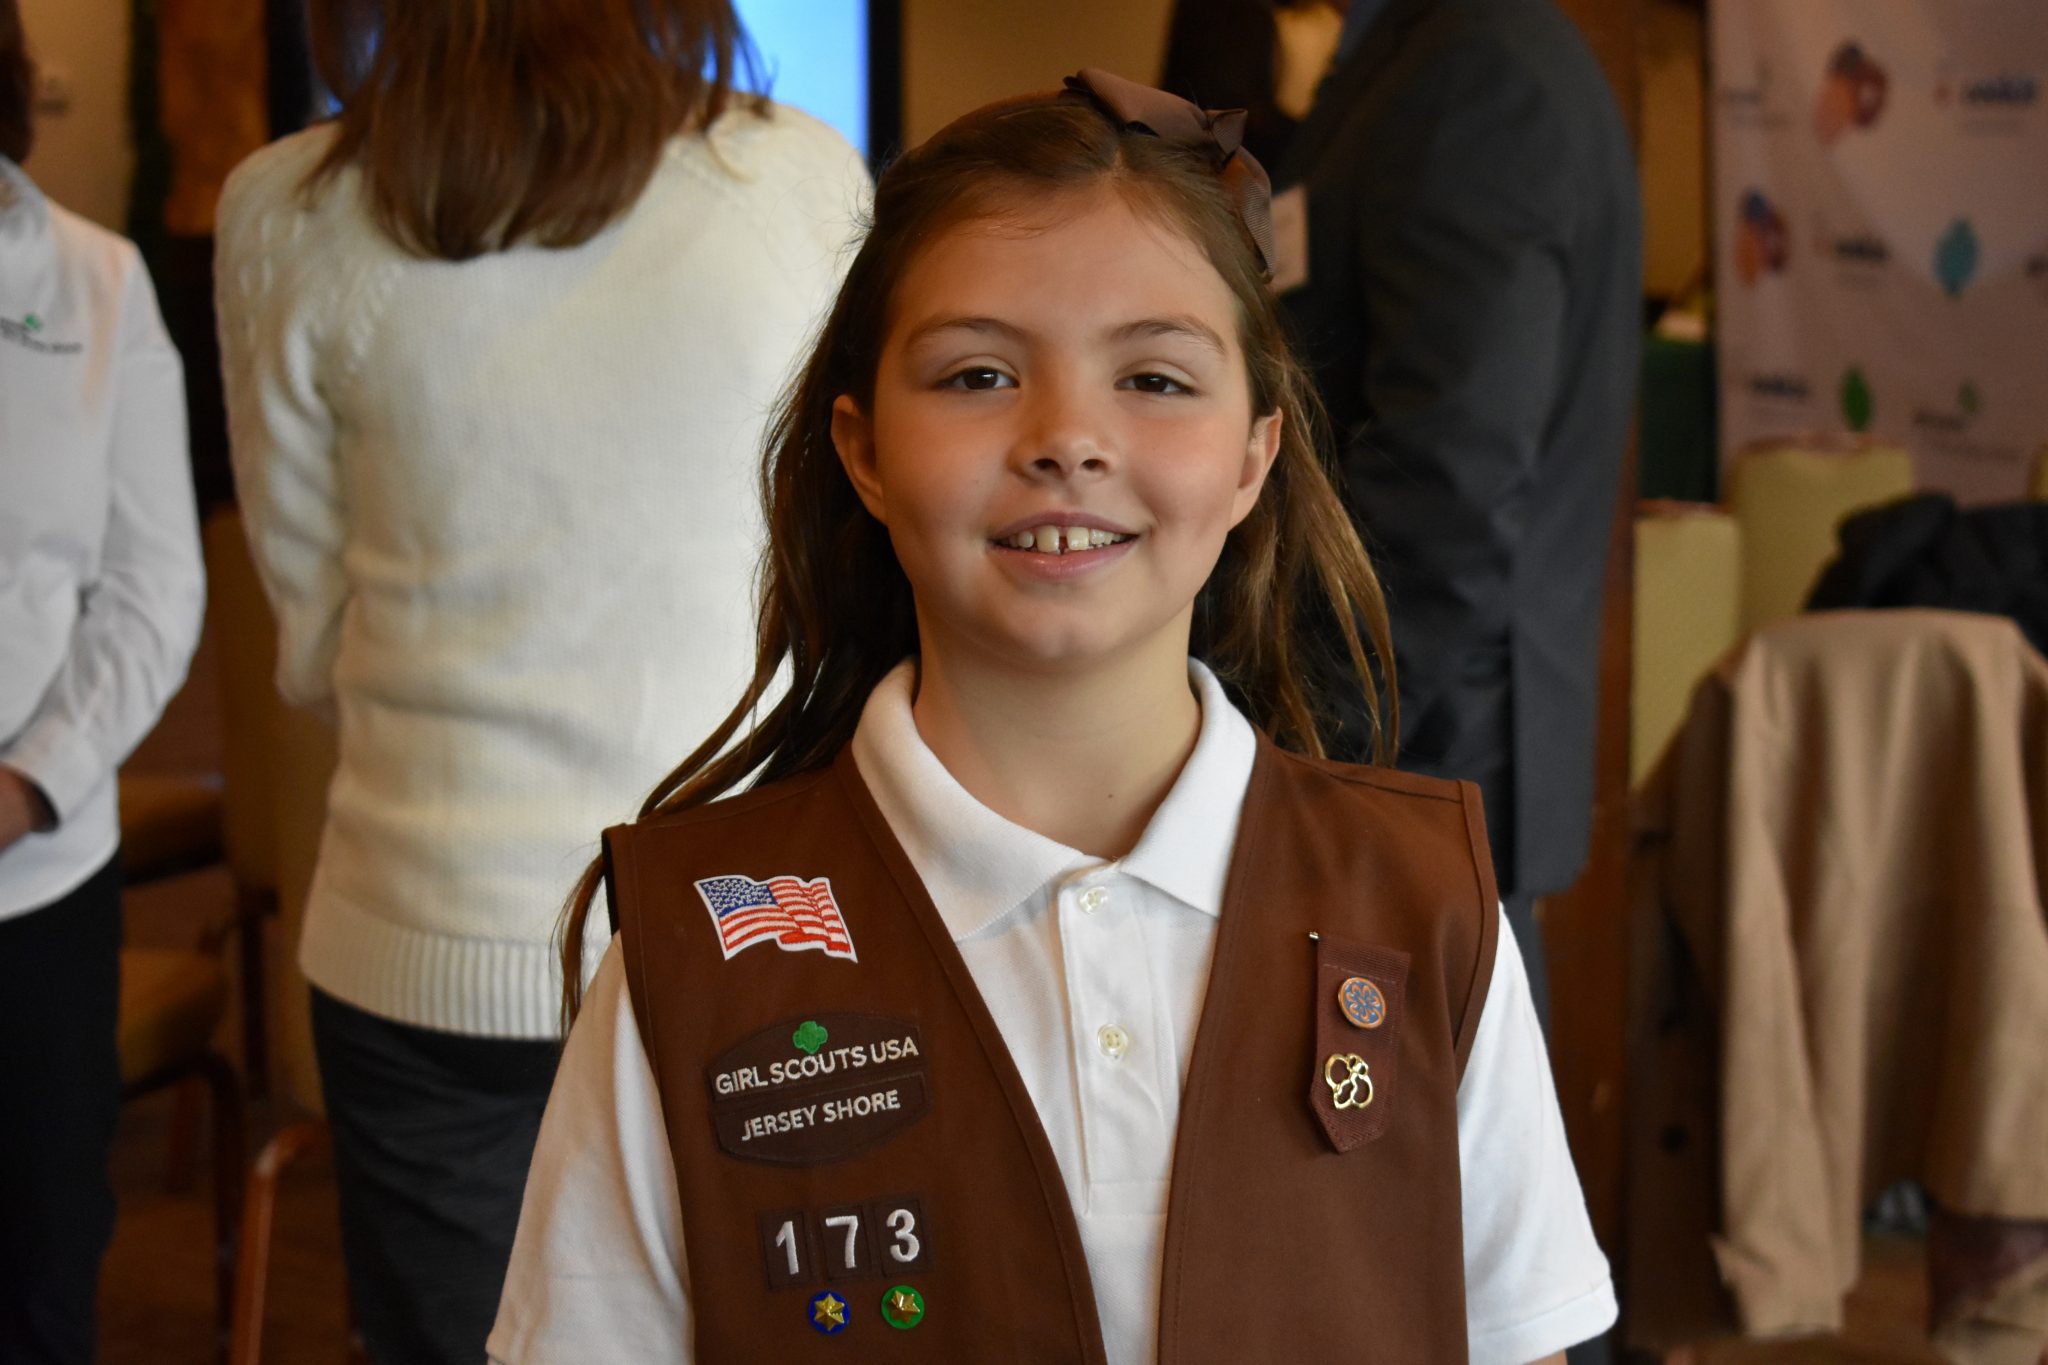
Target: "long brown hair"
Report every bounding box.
[306,0,762,260]
[0,0,32,164]
[559,87,1397,1022]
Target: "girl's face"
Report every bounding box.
[832,188,1281,680]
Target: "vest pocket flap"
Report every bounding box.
[1308,936,1409,1152]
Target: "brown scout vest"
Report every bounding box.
[605,736,1500,1362]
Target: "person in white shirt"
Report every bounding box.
[493,71,1612,1364]
[213,2,866,1359]
[0,3,204,1356]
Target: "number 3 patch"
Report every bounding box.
[758,1195,930,1290]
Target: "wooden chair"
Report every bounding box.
[117,775,224,884]
[202,508,288,1098]
[118,946,245,1365]
[226,684,342,1363]
[215,503,348,1363]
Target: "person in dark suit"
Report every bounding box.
[1274,0,1641,1027]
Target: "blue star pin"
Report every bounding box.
[809,1289,850,1335]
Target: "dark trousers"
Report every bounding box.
[0,857,123,1365]
[309,988,558,1365]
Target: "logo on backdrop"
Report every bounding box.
[1746,370,1813,409]
[1814,41,1889,146]
[1935,62,2042,135]
[1909,380,2021,469]
[1719,57,1792,130]
[1736,190,1791,284]
[1936,65,2040,110]
[1913,381,1984,435]
[1810,213,1891,287]
[1934,218,1982,297]
[1839,367,1876,432]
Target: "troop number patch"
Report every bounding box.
[759,1196,930,1290]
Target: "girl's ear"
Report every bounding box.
[1229,411,1284,527]
[831,395,889,524]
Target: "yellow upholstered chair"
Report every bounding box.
[1722,439,1916,632]
[1631,502,1742,786]
[2031,445,2048,500]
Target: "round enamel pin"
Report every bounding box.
[881,1284,926,1330]
[809,1289,850,1335]
[1338,975,1387,1029]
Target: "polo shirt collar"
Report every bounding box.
[0,157,49,241]
[850,658,1258,941]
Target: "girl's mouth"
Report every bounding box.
[994,524,1137,555]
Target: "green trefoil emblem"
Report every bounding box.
[792,1020,829,1055]
[23,313,41,331]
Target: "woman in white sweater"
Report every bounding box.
[214,2,866,1358]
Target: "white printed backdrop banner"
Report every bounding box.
[1712,1,2048,504]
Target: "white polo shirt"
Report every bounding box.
[490,661,1616,1364]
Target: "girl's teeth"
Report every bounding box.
[1002,524,1131,554]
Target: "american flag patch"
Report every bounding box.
[693,874,858,963]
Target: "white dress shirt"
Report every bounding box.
[0,156,202,919]
[490,661,1616,1363]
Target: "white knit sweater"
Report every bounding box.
[215,105,867,1038]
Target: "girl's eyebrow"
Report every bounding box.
[899,315,1027,351]
[1109,315,1227,358]
[900,314,1227,358]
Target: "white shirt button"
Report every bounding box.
[1079,886,1109,913]
[1097,1024,1131,1060]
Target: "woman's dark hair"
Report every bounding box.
[0,0,34,164]
[559,87,1398,1022]
[305,0,762,260]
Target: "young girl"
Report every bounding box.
[488,70,1612,1365]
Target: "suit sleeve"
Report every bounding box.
[1342,39,1575,746]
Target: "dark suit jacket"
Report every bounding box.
[1277,0,1641,897]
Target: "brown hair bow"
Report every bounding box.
[1061,67,1276,280]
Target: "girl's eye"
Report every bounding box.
[940,367,1015,391]
[1120,372,1194,396]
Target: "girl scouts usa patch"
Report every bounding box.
[695,873,858,962]
[707,1014,931,1165]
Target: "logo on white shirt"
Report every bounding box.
[1,315,81,355]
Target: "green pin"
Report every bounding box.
[880,1284,925,1330]
[23,313,41,332]
[791,1020,828,1055]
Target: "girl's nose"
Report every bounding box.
[1015,384,1113,479]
